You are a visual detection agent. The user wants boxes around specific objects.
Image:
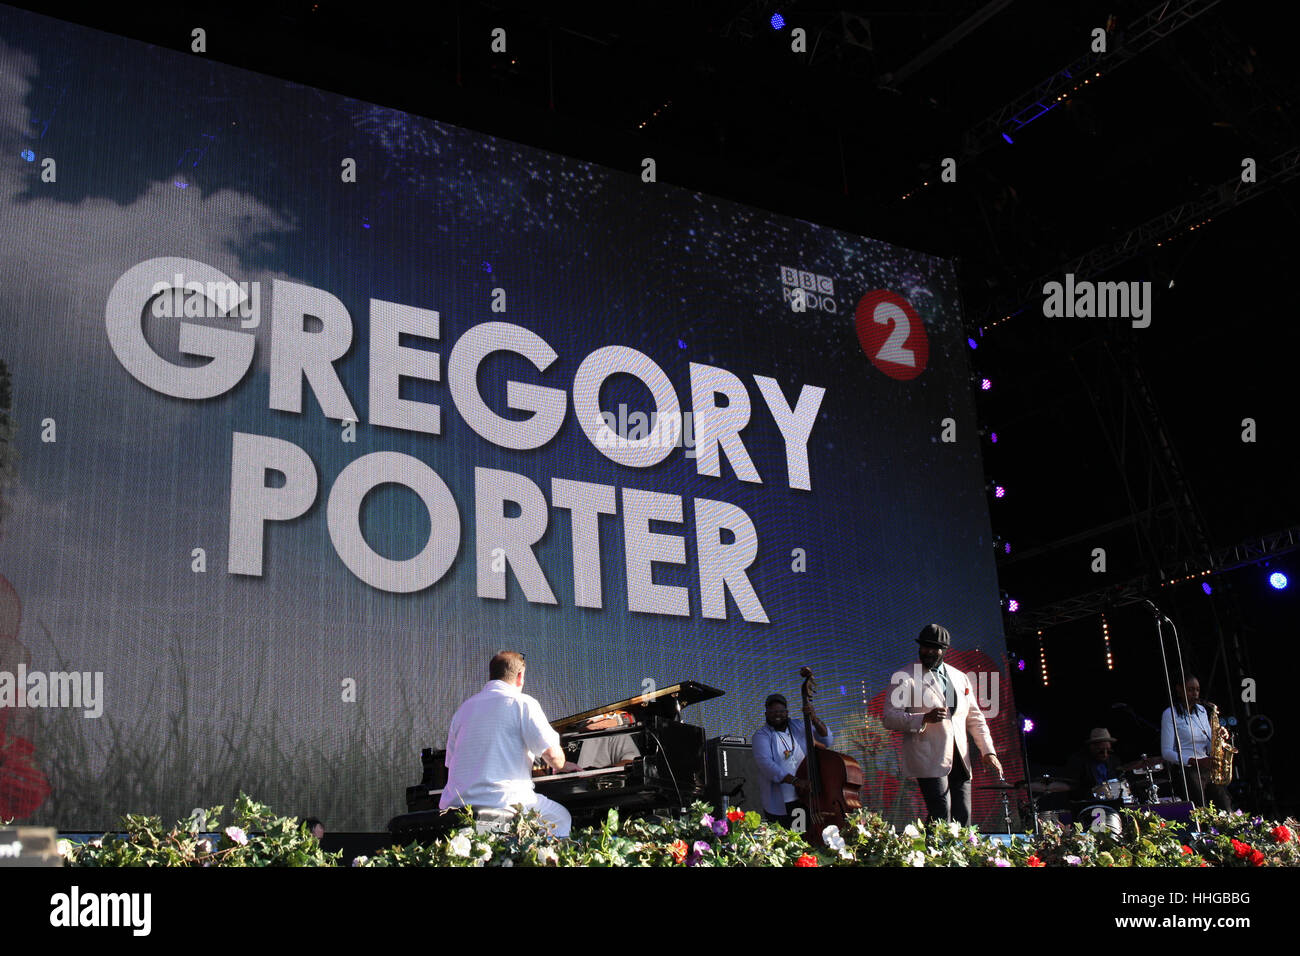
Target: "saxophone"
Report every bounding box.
[1208,703,1237,785]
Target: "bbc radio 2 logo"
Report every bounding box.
[780,266,837,313]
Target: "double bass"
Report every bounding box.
[795,666,864,845]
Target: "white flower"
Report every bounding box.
[448,834,472,858]
[536,845,559,866]
[903,823,921,839]
[1065,855,1081,866]
[907,850,926,867]
[476,845,492,860]
[838,847,854,861]
[224,826,248,846]
[947,821,961,837]
[501,858,514,867]
[89,839,102,848]
[196,839,212,854]
[351,855,369,866]
[56,839,71,857]
[822,826,846,851]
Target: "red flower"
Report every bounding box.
[795,854,819,867]
[726,808,745,822]
[1249,849,1266,867]
[1026,855,1044,867]
[668,840,688,864]
[1271,825,1292,844]
[1181,845,1193,855]
[1232,839,1250,859]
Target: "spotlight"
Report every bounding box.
[1003,541,1011,554]
[1007,598,1019,613]
[1022,717,1035,733]
[1001,133,1014,145]
[1202,582,1212,595]
[994,485,1006,499]
[990,432,999,443]
[980,378,992,391]
[1016,658,1025,672]
[770,12,785,30]
[1269,571,1288,590]
[967,337,978,350]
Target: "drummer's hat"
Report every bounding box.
[1086,727,1118,744]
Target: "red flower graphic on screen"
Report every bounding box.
[0,574,51,820]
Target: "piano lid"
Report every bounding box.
[551,681,724,731]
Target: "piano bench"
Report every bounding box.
[472,807,517,834]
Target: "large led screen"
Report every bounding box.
[0,6,1020,829]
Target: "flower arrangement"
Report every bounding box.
[64,793,339,867]
[58,794,1300,868]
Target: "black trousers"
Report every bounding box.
[764,800,806,830]
[917,750,973,825]
[1178,768,1234,813]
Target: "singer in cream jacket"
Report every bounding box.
[882,661,997,779]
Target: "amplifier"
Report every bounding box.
[705,737,763,815]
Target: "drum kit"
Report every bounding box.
[979,755,1175,835]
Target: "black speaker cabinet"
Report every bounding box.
[705,737,763,815]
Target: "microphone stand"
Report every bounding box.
[1016,711,1040,836]
[1149,600,1192,805]
[1166,615,1208,806]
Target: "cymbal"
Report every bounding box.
[1122,756,1164,772]
[1028,780,1071,793]
[978,779,1019,790]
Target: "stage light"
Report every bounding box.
[1270,571,1288,590]
[481,261,492,273]
[1016,658,1025,672]
[21,149,35,162]
[1007,598,1019,613]
[1003,541,1011,554]
[1001,133,1013,145]
[1022,717,1034,733]
[770,12,785,30]
[1202,582,1212,595]
[1101,613,1114,670]
[980,378,992,391]
[990,432,999,443]
[994,485,1006,498]
[967,337,978,350]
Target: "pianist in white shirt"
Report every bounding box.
[440,651,580,837]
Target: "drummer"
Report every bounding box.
[1064,728,1125,803]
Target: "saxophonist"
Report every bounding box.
[1160,675,1234,811]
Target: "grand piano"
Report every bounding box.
[391,681,724,838]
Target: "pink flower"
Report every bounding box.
[224,826,248,846]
